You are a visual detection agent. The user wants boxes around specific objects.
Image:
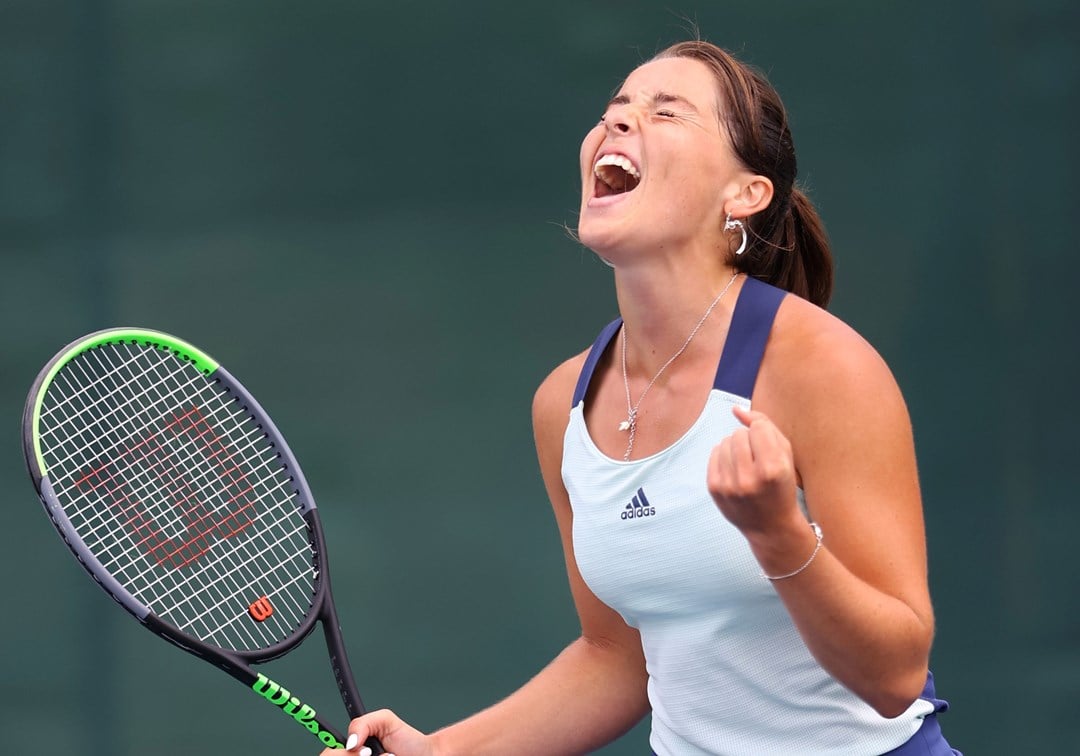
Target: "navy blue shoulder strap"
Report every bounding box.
[571,277,785,408]
[571,318,622,408]
[713,276,787,399]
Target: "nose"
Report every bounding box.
[604,104,635,135]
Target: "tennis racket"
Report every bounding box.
[22,327,384,753]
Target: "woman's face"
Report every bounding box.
[578,56,745,261]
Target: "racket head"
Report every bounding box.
[23,328,329,662]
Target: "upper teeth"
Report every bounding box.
[594,153,640,179]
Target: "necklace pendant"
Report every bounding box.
[618,420,631,432]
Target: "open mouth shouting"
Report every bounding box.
[591,152,641,203]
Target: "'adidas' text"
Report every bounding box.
[621,487,656,520]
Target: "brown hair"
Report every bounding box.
[653,41,833,307]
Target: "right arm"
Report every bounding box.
[328,356,650,756]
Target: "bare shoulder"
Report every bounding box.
[761,293,906,417]
[532,349,589,448]
[757,293,917,489]
[531,349,587,526]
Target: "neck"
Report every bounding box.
[614,258,741,377]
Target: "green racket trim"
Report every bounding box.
[29,328,220,477]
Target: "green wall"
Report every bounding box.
[2,1,1076,753]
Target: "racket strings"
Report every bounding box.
[106,350,316,638]
[47,345,312,649]
[37,342,320,652]
[61,361,299,578]
[45,356,207,497]
[73,345,315,648]
[45,345,306,648]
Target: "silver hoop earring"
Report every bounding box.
[725,213,748,256]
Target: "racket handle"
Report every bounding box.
[246,671,357,749]
[320,598,385,753]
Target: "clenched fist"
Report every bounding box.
[707,405,802,539]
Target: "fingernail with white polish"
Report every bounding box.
[345,733,358,750]
[359,747,372,756]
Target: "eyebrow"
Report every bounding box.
[606,91,699,111]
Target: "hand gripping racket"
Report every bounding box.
[22,328,384,753]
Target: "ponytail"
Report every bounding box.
[734,187,833,308]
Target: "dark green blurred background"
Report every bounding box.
[2,1,1076,753]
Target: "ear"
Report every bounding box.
[725,175,774,220]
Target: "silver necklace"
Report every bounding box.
[619,272,740,461]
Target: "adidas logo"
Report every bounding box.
[621,487,656,521]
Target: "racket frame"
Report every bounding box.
[23,328,375,750]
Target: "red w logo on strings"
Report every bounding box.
[76,406,256,569]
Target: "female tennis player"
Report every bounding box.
[325,40,959,755]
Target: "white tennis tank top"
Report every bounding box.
[562,278,936,755]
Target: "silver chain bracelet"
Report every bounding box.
[761,522,823,581]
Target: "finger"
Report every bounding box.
[727,428,754,487]
[732,404,769,428]
[709,432,752,499]
[344,720,376,752]
[327,744,385,756]
[742,416,794,479]
[346,710,406,753]
[732,406,789,462]
[743,413,780,456]
[707,438,732,495]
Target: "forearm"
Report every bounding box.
[430,636,649,756]
[749,519,933,717]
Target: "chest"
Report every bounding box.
[583,349,722,462]
[563,392,774,626]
